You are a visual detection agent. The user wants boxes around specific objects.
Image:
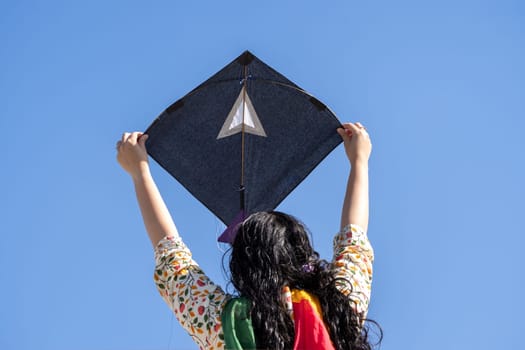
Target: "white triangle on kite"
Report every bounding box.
[217,86,267,139]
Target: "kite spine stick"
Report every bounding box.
[240,185,245,213]
[240,65,248,212]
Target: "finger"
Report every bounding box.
[121,132,131,143]
[350,123,370,139]
[129,132,138,143]
[342,122,360,133]
[355,122,366,130]
[138,133,149,147]
[337,127,351,139]
[128,132,143,145]
[359,124,370,136]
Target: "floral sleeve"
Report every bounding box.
[331,224,374,319]
[154,236,229,350]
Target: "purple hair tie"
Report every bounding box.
[301,263,315,273]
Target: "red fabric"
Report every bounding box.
[292,299,335,350]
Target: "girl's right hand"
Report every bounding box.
[336,122,372,165]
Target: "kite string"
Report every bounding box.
[167,310,175,349]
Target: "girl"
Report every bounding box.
[117,122,377,349]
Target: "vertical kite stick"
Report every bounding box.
[239,65,248,212]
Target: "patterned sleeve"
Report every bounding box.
[331,224,374,319]
[154,236,229,350]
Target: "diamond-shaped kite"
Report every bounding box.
[144,51,343,242]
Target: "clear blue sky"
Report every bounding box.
[2,1,524,349]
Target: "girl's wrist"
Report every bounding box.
[131,162,151,182]
[350,157,369,168]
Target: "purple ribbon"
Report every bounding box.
[218,210,246,244]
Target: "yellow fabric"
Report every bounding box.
[291,289,323,319]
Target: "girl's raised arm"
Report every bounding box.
[337,122,372,232]
[117,132,178,247]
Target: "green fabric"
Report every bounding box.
[221,297,256,350]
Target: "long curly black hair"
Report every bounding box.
[229,211,380,350]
